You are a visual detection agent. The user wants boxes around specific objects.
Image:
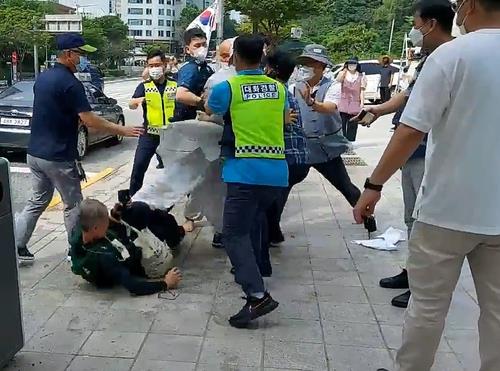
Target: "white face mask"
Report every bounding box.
[192,46,208,62]
[408,27,424,47]
[149,66,164,80]
[347,64,357,72]
[454,1,469,35]
[297,66,315,82]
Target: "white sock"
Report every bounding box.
[251,292,265,299]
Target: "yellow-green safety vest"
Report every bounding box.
[144,80,177,135]
[227,74,286,159]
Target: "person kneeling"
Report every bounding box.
[70,198,181,295]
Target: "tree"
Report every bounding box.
[324,24,379,63]
[226,0,320,39]
[142,43,169,55]
[176,4,200,40]
[223,13,238,39]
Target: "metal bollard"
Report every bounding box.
[0,158,24,367]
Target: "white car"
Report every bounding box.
[328,60,401,103]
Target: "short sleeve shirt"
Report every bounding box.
[173,58,213,121]
[379,66,393,87]
[400,29,500,234]
[29,63,91,161]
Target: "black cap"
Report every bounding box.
[56,33,96,53]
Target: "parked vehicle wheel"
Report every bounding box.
[77,126,88,159]
[108,117,125,146]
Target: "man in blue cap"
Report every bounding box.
[15,33,143,263]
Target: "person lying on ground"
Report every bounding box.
[70,198,182,295]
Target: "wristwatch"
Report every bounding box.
[364,178,383,192]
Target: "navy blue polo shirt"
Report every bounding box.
[172,58,213,121]
[29,63,92,161]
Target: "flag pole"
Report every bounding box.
[216,0,224,47]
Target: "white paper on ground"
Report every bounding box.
[352,227,406,251]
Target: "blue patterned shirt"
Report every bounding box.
[285,88,308,165]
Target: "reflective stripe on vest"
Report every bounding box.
[144,80,177,135]
[227,75,286,160]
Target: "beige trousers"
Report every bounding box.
[396,221,500,371]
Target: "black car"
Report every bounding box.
[0,80,125,158]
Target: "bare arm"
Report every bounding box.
[311,100,337,114]
[129,97,144,110]
[336,69,347,83]
[176,87,202,107]
[79,111,143,137]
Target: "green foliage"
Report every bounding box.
[142,43,169,55]
[227,0,319,38]
[176,4,200,39]
[105,68,126,77]
[324,24,379,63]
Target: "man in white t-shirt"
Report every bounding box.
[353,0,500,370]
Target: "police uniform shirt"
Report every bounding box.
[132,79,168,128]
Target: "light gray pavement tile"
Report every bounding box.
[138,334,203,363]
[67,356,134,371]
[431,352,465,371]
[43,306,107,331]
[97,309,156,333]
[445,293,479,330]
[262,318,323,344]
[21,305,60,341]
[264,340,328,370]
[319,302,377,323]
[315,285,369,304]
[270,298,320,321]
[131,359,196,371]
[24,328,91,354]
[269,266,314,283]
[323,321,385,348]
[312,270,362,287]
[310,258,355,273]
[2,351,73,371]
[205,316,266,339]
[309,246,351,259]
[79,331,146,358]
[326,345,392,371]
[150,303,211,336]
[197,364,258,371]
[110,295,164,312]
[372,304,405,326]
[34,263,90,290]
[264,283,316,302]
[380,324,452,352]
[62,290,117,310]
[22,289,71,308]
[444,328,479,355]
[198,336,263,367]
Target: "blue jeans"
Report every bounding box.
[223,183,282,295]
[130,134,161,196]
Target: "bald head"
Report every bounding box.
[218,38,234,64]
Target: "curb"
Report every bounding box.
[47,167,116,209]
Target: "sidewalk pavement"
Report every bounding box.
[5,118,479,371]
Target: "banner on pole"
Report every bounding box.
[187,0,219,45]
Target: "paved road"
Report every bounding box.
[6,79,144,213]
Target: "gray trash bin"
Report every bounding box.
[0,158,24,367]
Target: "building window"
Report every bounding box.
[146,0,152,3]
[146,19,152,25]
[166,20,171,27]
[128,0,143,3]
[159,0,164,3]
[128,29,143,36]
[146,8,152,14]
[172,9,175,16]
[158,19,164,26]
[158,30,164,37]
[167,0,171,3]
[158,8,164,15]
[146,30,152,36]
[166,9,171,15]
[128,19,143,25]
[166,31,171,37]
[127,7,143,14]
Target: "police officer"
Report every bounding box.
[15,33,142,263]
[173,27,213,122]
[206,34,288,328]
[129,50,177,196]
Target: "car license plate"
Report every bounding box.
[0,117,29,126]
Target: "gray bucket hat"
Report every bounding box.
[296,44,332,67]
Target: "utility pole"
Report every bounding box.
[388,18,395,55]
[33,16,39,78]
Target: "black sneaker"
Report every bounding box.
[229,292,279,328]
[269,230,285,247]
[230,267,235,275]
[391,290,411,308]
[212,232,224,249]
[379,269,409,289]
[18,247,35,263]
[377,369,389,371]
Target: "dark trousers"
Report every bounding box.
[267,164,310,240]
[380,87,391,103]
[313,157,361,207]
[223,183,282,295]
[341,112,358,142]
[130,134,161,196]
